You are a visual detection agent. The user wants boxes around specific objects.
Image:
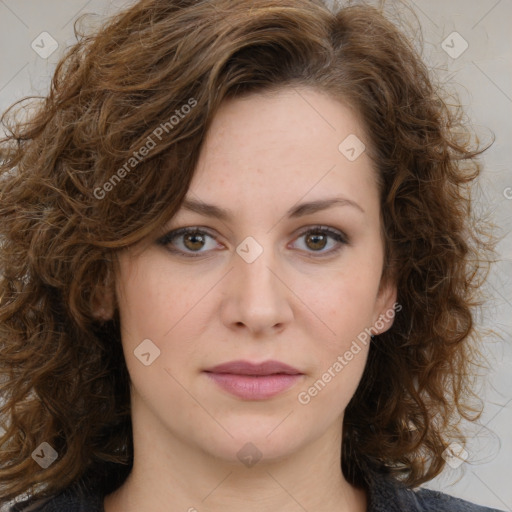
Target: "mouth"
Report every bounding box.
[203,360,304,400]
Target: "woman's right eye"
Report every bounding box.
[156,227,221,258]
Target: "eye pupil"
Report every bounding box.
[184,232,205,251]
[306,232,327,251]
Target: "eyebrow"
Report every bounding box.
[180,196,365,221]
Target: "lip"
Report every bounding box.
[203,360,304,400]
[205,360,302,376]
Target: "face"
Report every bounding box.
[111,86,397,467]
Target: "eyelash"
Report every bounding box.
[156,225,349,259]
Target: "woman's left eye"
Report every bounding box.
[156,226,349,258]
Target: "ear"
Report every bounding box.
[370,276,399,336]
[91,288,115,321]
[91,272,115,322]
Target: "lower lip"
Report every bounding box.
[204,372,303,400]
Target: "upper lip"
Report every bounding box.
[204,360,302,376]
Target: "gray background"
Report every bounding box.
[0,0,510,510]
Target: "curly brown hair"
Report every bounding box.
[0,0,497,504]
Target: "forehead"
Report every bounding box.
[183,86,378,220]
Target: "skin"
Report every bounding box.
[102,86,397,512]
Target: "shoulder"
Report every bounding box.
[366,469,505,512]
[5,463,128,512]
[7,485,104,512]
[411,487,505,512]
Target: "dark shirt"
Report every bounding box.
[8,469,506,512]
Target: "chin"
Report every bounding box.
[195,421,307,467]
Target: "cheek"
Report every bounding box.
[116,256,193,345]
[297,290,372,415]
[309,265,381,342]
[296,325,370,419]
[295,258,381,394]
[115,264,192,415]
[115,255,205,385]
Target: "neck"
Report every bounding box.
[104,407,367,512]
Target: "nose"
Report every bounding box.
[220,237,293,336]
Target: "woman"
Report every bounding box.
[0,0,504,510]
